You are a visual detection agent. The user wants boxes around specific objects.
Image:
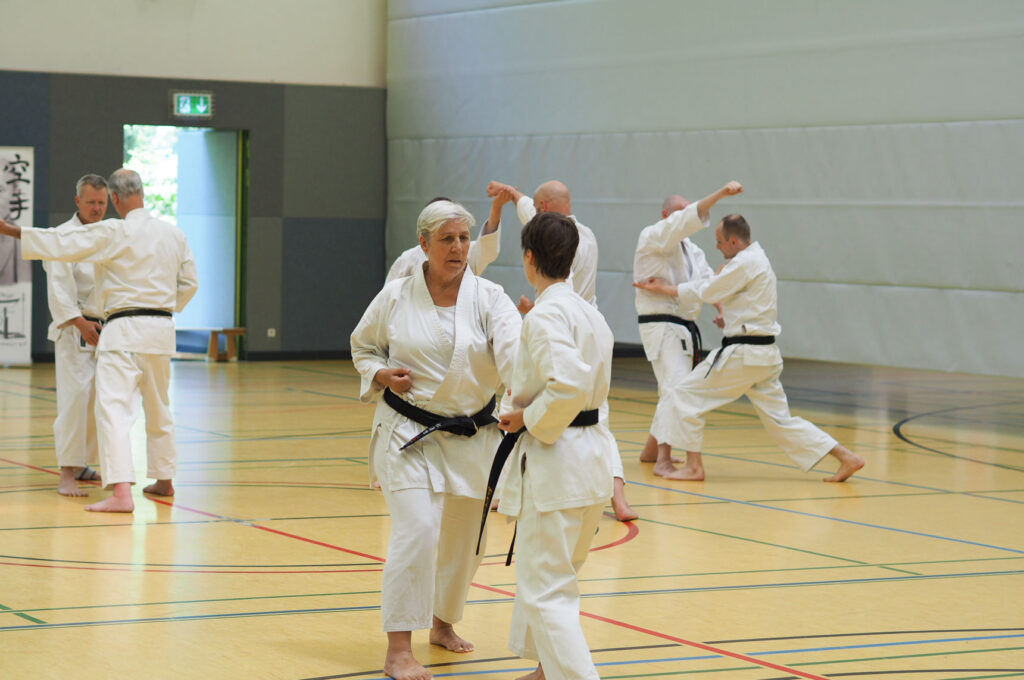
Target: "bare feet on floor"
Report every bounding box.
[638,435,683,463]
[58,467,90,497]
[822,445,864,482]
[143,480,174,496]
[516,664,545,680]
[383,649,432,680]
[611,477,638,522]
[84,495,134,513]
[430,617,473,652]
[653,460,705,481]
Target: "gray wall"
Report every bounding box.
[386,0,1024,378]
[0,69,386,359]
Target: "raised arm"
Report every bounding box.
[468,190,508,275]
[695,181,743,222]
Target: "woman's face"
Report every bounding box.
[422,219,471,277]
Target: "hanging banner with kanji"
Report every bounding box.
[0,147,34,366]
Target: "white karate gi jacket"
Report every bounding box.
[633,203,713,360]
[385,222,502,283]
[676,241,783,370]
[497,282,617,516]
[351,265,521,499]
[43,214,102,342]
[516,197,598,306]
[21,208,198,354]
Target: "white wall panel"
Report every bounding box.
[387,1,1024,377]
[1,0,386,87]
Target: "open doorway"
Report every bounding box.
[123,125,245,356]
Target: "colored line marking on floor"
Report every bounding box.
[1,455,1002,680]
[0,603,44,625]
[629,480,1024,555]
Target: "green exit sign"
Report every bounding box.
[170,91,214,119]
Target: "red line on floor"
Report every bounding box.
[2,456,828,678]
[592,518,639,551]
[0,561,382,575]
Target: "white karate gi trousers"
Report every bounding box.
[648,331,694,446]
[94,350,176,487]
[377,484,487,631]
[53,328,98,469]
[669,353,836,471]
[509,483,603,680]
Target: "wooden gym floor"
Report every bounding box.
[1,357,1022,679]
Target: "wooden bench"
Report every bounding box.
[175,327,247,362]
[206,327,247,361]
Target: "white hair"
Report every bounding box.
[416,200,475,242]
[107,168,144,198]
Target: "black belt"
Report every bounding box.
[83,315,103,324]
[476,407,600,564]
[106,309,173,323]
[638,313,702,369]
[383,387,497,451]
[705,335,776,376]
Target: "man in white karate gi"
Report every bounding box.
[487,178,637,522]
[385,190,508,282]
[45,174,109,496]
[0,168,199,512]
[634,182,742,480]
[634,213,864,482]
[498,211,617,680]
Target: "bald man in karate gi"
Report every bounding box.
[634,213,864,482]
[1,168,199,512]
[487,178,637,522]
[634,182,742,479]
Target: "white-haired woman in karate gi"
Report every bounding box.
[351,199,521,680]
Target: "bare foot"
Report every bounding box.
[85,495,134,513]
[822,445,864,482]
[430,616,473,652]
[143,480,174,496]
[611,477,638,522]
[639,434,659,462]
[516,664,545,680]
[644,453,684,464]
[58,467,88,497]
[639,437,683,463]
[384,649,432,680]
[653,460,705,481]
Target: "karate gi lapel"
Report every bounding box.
[426,267,477,411]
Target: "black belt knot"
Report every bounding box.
[476,407,600,564]
[106,308,173,323]
[638,314,702,369]
[383,387,497,451]
[705,335,776,376]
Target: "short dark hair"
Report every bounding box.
[426,196,452,206]
[720,214,751,242]
[521,212,578,279]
